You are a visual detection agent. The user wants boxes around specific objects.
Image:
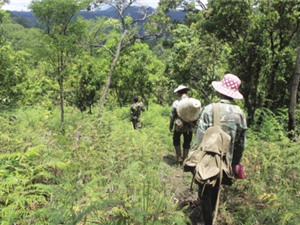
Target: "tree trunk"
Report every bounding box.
[59,74,64,124]
[288,48,300,141]
[58,54,65,125]
[98,30,128,118]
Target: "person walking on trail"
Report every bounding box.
[195,74,247,225]
[130,96,145,130]
[169,85,197,163]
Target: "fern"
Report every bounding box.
[1,104,299,224]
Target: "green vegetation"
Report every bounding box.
[0,105,299,224]
[0,105,186,224]
[1,0,300,224]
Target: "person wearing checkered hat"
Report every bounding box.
[194,73,248,225]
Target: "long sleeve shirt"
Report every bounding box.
[195,99,247,165]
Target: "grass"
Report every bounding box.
[0,104,299,224]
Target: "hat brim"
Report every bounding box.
[174,87,190,93]
[174,85,190,93]
[212,81,243,99]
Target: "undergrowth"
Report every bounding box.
[0,104,299,224]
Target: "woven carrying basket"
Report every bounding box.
[177,98,201,122]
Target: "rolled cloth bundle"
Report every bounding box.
[233,163,246,179]
[177,98,201,122]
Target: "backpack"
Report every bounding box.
[174,97,201,132]
[183,103,233,187]
[130,102,143,120]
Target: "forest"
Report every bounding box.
[0,0,299,224]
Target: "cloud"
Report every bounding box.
[2,0,32,11]
[2,0,161,11]
[2,0,207,12]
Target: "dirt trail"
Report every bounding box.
[163,154,204,225]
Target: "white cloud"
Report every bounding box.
[135,0,159,8]
[2,0,207,11]
[2,0,32,11]
[2,0,160,11]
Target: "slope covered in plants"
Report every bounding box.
[0,105,299,224]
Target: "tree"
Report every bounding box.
[258,0,300,111]
[0,7,9,44]
[164,22,226,104]
[0,0,10,9]
[30,0,89,124]
[2,18,43,53]
[112,41,164,107]
[203,0,300,126]
[155,2,227,105]
[288,48,300,141]
[0,9,28,104]
[0,45,28,104]
[158,0,206,11]
[67,52,107,114]
[89,0,167,118]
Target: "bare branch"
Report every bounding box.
[131,7,149,25]
[195,0,207,10]
[93,44,115,56]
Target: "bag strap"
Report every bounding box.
[212,102,223,224]
[190,170,196,191]
[190,103,223,193]
[212,103,221,126]
[213,151,223,224]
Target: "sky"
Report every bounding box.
[2,0,160,11]
[2,0,207,11]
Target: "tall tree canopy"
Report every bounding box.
[30,0,89,123]
[203,0,300,125]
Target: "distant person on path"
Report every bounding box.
[130,96,145,130]
[195,74,247,225]
[169,85,198,163]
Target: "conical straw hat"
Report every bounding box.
[177,98,201,122]
[174,85,190,93]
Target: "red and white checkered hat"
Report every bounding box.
[212,74,243,99]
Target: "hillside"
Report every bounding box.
[1,1,300,224]
[1,105,299,224]
[7,6,185,28]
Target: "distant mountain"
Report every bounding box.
[7,6,186,28]
[8,11,37,28]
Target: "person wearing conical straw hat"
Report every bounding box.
[195,74,247,225]
[169,85,200,163]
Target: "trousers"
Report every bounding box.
[172,130,192,149]
[198,183,220,225]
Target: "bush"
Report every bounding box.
[1,104,299,224]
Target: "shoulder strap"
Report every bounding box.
[211,104,223,224]
[212,103,221,126]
